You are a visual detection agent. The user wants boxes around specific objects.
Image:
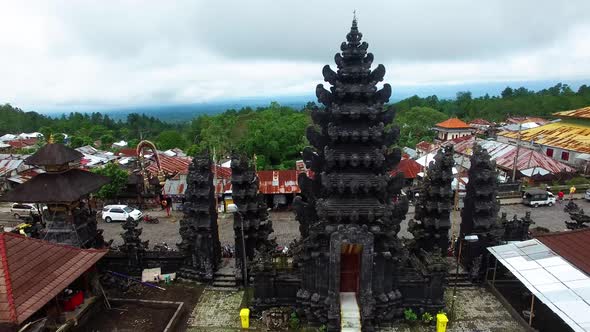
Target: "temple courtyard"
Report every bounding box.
[85,280,525,331]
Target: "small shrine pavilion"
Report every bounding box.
[433,118,472,142]
[0,143,110,248]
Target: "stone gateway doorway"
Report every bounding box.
[340,244,362,293]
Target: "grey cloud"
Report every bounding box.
[195,0,590,62]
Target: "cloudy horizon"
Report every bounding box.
[1,0,590,112]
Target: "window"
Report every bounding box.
[123,207,133,213]
[561,151,570,161]
[546,148,554,157]
[111,208,124,213]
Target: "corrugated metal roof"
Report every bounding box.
[0,233,107,324]
[488,239,590,332]
[7,139,37,149]
[147,154,192,175]
[469,118,493,126]
[258,170,300,194]
[498,122,590,154]
[554,106,590,120]
[0,160,23,176]
[446,136,575,174]
[416,141,437,152]
[163,169,302,196]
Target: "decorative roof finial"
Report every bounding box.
[353,10,358,27]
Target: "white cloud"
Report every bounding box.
[0,0,589,111]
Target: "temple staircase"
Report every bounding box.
[448,271,475,288]
[209,258,238,291]
[340,292,361,331]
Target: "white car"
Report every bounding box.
[10,203,41,219]
[585,189,590,201]
[102,205,142,223]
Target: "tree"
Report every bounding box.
[157,130,187,150]
[39,126,52,143]
[501,87,514,99]
[100,134,115,148]
[394,106,448,148]
[70,135,93,148]
[92,163,128,200]
[52,133,65,144]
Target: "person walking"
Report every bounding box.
[558,191,565,204]
[569,185,577,200]
[162,197,170,217]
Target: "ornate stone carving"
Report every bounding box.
[177,152,221,281]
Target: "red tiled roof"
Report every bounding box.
[0,233,107,324]
[537,229,590,276]
[435,118,471,129]
[391,159,422,179]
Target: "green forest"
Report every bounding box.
[2,82,590,169]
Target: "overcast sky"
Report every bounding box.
[1,0,589,111]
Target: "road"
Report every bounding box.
[1,200,589,250]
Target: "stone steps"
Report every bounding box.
[210,271,238,289]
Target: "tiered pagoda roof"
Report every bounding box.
[0,143,109,203]
[24,143,83,167]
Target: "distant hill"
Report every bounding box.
[36,79,589,123]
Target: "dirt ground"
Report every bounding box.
[101,281,205,332]
[80,301,177,332]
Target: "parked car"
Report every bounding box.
[102,205,142,223]
[585,189,590,201]
[522,189,556,207]
[10,203,41,219]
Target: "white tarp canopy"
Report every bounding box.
[575,154,590,161]
[521,167,551,177]
[488,240,590,332]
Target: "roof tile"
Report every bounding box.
[537,229,590,276]
[0,233,106,324]
[435,118,471,129]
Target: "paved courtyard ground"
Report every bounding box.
[380,288,525,332]
[1,199,588,250]
[94,199,589,250]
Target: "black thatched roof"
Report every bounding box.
[0,169,110,203]
[25,144,83,166]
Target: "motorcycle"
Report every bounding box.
[142,214,160,224]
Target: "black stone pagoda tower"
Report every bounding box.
[230,154,276,282]
[458,145,504,279]
[293,18,413,331]
[177,152,222,281]
[409,146,455,253]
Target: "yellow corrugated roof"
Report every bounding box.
[498,122,590,154]
[553,106,590,119]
